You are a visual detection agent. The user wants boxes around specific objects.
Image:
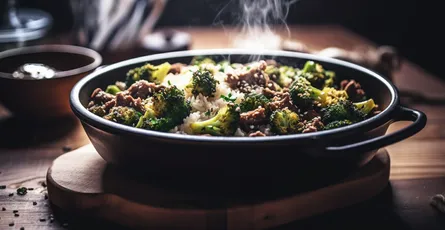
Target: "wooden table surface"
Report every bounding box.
[1,25,445,229]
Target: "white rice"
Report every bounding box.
[162,64,246,134]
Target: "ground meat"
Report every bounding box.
[249,131,266,137]
[240,107,268,130]
[267,92,298,112]
[340,80,366,101]
[168,63,185,74]
[126,80,165,99]
[262,88,281,98]
[302,109,320,121]
[302,117,324,133]
[225,60,269,93]
[89,88,115,106]
[115,93,145,113]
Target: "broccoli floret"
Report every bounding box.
[320,99,376,124]
[136,108,176,131]
[298,61,335,89]
[191,56,216,66]
[190,103,240,136]
[88,105,107,117]
[103,106,142,126]
[289,77,327,108]
[125,62,171,85]
[321,87,349,106]
[186,69,219,97]
[151,85,191,124]
[105,85,121,95]
[239,92,270,113]
[269,108,302,135]
[324,120,353,130]
[265,65,297,88]
[354,98,377,115]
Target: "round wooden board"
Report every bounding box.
[46,144,390,230]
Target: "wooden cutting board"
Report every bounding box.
[46,144,390,230]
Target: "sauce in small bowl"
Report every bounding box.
[0,45,102,118]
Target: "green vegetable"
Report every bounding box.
[105,85,121,95]
[269,108,302,135]
[217,60,230,72]
[298,61,335,89]
[125,62,171,85]
[289,77,326,108]
[320,98,376,124]
[324,120,353,130]
[190,103,240,136]
[239,92,270,113]
[191,56,216,66]
[265,65,298,87]
[220,93,237,103]
[103,106,141,126]
[151,85,191,124]
[186,69,219,97]
[17,187,27,196]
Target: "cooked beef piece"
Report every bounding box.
[225,60,269,93]
[115,93,145,113]
[267,92,298,112]
[302,117,324,133]
[340,79,366,101]
[302,109,320,121]
[126,80,165,99]
[249,131,266,137]
[263,88,281,98]
[240,107,268,129]
[89,88,115,106]
[168,63,185,74]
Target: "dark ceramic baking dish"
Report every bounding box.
[70,49,426,176]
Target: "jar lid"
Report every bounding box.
[141,29,191,54]
[0,8,52,43]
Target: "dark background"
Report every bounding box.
[8,0,444,80]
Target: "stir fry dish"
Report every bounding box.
[87,56,379,137]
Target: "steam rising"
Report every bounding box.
[234,0,296,48]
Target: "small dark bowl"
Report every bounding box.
[70,49,426,177]
[0,45,102,118]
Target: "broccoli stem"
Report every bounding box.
[354,99,376,115]
[136,108,156,128]
[151,62,171,84]
[302,61,316,73]
[105,85,121,95]
[311,86,327,103]
[190,116,223,135]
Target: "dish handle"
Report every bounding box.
[325,106,426,155]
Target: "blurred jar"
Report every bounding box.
[0,0,53,52]
[69,0,168,64]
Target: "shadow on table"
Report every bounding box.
[0,114,79,149]
[274,183,413,230]
[47,183,419,230]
